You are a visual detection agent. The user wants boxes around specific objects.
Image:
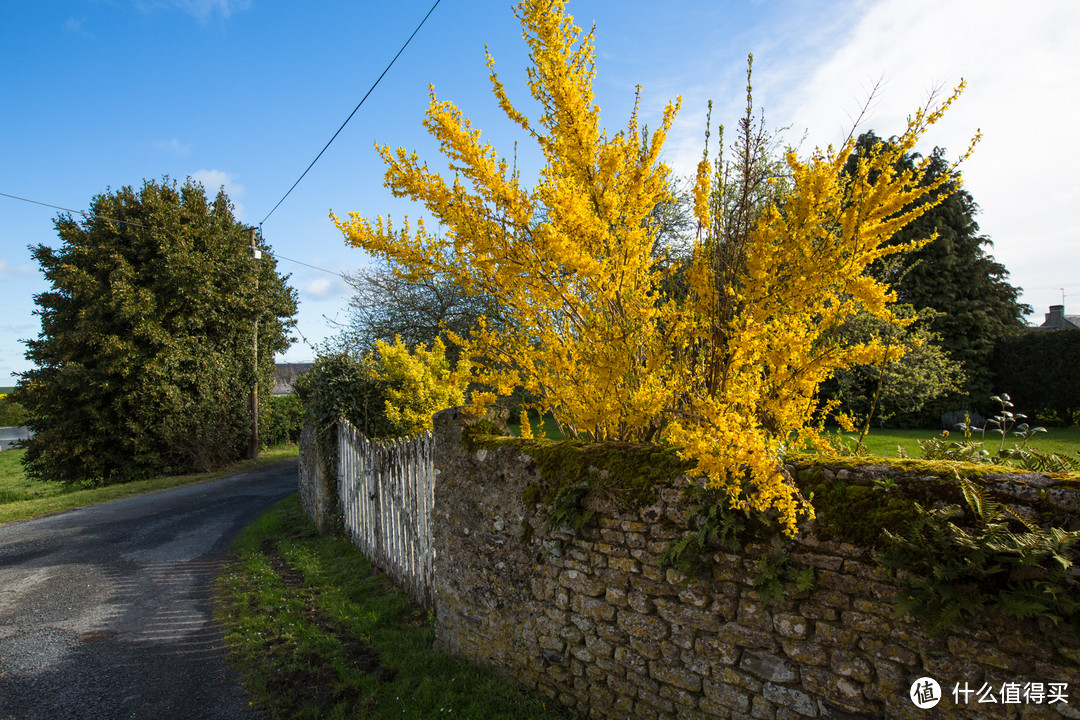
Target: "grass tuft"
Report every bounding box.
[216,495,576,720]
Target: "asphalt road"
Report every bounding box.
[0,459,299,720]
[0,428,31,451]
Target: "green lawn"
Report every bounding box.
[216,495,575,720]
[503,409,1080,465]
[0,445,300,524]
[831,426,1080,459]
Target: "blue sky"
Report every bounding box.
[3,0,1078,384]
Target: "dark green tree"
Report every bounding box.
[14,178,298,484]
[846,132,1029,415]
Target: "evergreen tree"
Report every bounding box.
[14,178,298,484]
[847,132,1029,413]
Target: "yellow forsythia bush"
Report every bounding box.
[373,336,466,437]
[332,0,975,533]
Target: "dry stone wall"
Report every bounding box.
[429,408,1080,720]
[298,419,336,535]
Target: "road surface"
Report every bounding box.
[0,427,32,451]
[0,459,298,719]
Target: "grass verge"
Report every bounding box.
[215,495,576,720]
[0,445,300,524]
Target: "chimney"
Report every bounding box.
[1046,305,1066,324]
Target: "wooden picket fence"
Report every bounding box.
[337,419,437,610]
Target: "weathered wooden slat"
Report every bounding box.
[336,420,437,611]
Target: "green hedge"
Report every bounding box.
[991,329,1080,425]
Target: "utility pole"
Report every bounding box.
[249,228,261,460]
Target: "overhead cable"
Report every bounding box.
[2,189,349,279]
[259,0,443,226]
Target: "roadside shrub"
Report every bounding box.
[264,394,304,446]
[0,395,28,427]
[295,338,466,442]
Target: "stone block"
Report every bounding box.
[703,677,751,713]
[605,586,628,607]
[560,568,604,597]
[658,683,698,707]
[529,576,556,602]
[814,622,859,649]
[595,621,626,645]
[858,637,917,667]
[718,621,779,650]
[781,638,828,667]
[599,528,626,544]
[629,576,678,597]
[585,634,614,659]
[648,659,703,692]
[750,693,776,719]
[762,682,818,717]
[829,649,874,683]
[773,612,810,639]
[695,633,742,666]
[739,598,773,631]
[947,635,1026,671]
[628,590,654,614]
[791,552,844,572]
[656,597,722,633]
[741,649,800,684]
[678,587,709,608]
[570,644,594,663]
[571,593,616,623]
[614,645,648,675]
[800,667,867,713]
[607,555,640,573]
[629,636,662,661]
[812,590,852,610]
[713,666,763,694]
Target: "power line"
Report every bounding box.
[264,250,348,279]
[0,191,151,230]
[2,189,350,280]
[259,0,443,227]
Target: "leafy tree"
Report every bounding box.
[846,132,1029,412]
[14,178,297,483]
[822,308,962,430]
[332,0,971,534]
[333,262,500,366]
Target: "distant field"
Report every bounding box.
[0,387,15,395]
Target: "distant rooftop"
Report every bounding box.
[273,362,313,395]
[1038,305,1080,330]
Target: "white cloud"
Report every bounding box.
[302,277,349,301]
[0,261,34,277]
[681,0,1080,323]
[781,0,1080,321]
[190,169,246,219]
[134,0,251,23]
[64,17,90,35]
[155,137,192,156]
